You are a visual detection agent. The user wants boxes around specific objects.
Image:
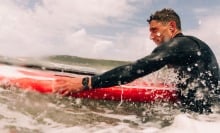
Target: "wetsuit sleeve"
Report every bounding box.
[90,36,201,89]
[90,46,171,89]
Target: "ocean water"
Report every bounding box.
[0,55,219,133]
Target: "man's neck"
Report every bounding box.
[172,30,182,38]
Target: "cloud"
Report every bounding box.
[36,0,136,27]
[62,26,155,61]
[110,27,155,61]
[1,0,218,63]
[0,0,139,58]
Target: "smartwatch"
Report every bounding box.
[82,77,90,90]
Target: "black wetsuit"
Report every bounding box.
[91,33,219,113]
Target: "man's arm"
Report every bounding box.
[89,36,201,89]
[90,51,169,89]
[53,50,169,95]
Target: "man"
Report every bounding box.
[55,8,219,113]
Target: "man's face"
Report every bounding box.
[149,20,173,45]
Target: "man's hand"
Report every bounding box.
[53,77,84,96]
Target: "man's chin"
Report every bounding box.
[155,41,162,46]
[164,37,171,43]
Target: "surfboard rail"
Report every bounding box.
[0,64,177,102]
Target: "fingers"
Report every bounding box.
[53,78,69,95]
[55,87,82,96]
[53,86,67,94]
[53,83,72,95]
[56,88,71,96]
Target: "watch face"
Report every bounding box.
[82,77,89,90]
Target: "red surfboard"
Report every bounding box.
[0,64,177,102]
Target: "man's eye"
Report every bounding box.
[152,29,157,33]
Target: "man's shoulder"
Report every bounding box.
[172,34,202,45]
[175,34,202,42]
[162,35,201,51]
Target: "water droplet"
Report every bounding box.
[156,32,161,36]
[187,67,191,71]
[197,51,201,56]
[137,69,143,74]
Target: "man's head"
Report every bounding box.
[147,8,182,45]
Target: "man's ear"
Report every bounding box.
[169,21,176,32]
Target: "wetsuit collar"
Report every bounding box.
[174,33,183,37]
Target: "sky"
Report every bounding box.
[0,0,220,62]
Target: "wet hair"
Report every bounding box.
[147,8,181,30]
